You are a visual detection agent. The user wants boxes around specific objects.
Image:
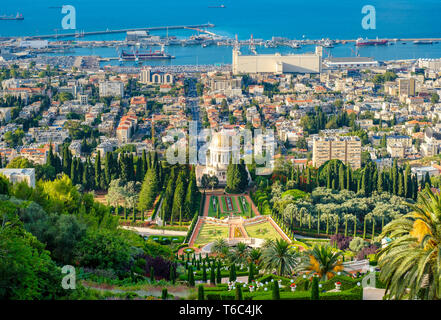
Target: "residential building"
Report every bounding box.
[312,136,362,169]
[99,81,124,98]
[0,168,36,188]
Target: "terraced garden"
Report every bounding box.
[194,223,229,246]
[220,196,239,214]
[244,221,283,240]
[207,196,229,218]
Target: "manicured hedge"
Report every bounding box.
[243,287,362,300]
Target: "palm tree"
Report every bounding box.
[297,245,346,281]
[353,216,358,237]
[212,238,229,258]
[229,242,249,265]
[377,186,441,300]
[248,248,262,267]
[343,214,350,237]
[370,213,377,240]
[261,239,299,276]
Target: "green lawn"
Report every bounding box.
[245,221,283,240]
[194,223,229,245]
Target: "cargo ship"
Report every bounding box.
[0,13,24,20]
[208,5,226,8]
[355,37,388,46]
[120,47,175,61]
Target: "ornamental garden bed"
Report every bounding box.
[244,221,283,240]
[194,223,229,245]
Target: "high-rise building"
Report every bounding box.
[140,67,173,85]
[312,136,362,169]
[398,78,416,97]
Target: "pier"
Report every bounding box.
[0,23,215,41]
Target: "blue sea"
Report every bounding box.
[1,0,441,65]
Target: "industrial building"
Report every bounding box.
[232,47,322,75]
[323,57,379,69]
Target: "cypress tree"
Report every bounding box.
[235,285,243,300]
[188,266,195,287]
[170,264,176,284]
[198,285,205,300]
[272,280,280,300]
[425,172,432,188]
[162,288,168,300]
[412,175,418,200]
[248,262,255,283]
[392,159,398,195]
[202,264,207,283]
[210,265,216,285]
[229,264,236,282]
[135,156,143,183]
[363,217,367,239]
[150,266,155,283]
[171,171,186,223]
[346,166,352,191]
[398,172,404,197]
[326,166,331,189]
[377,171,383,193]
[70,157,77,185]
[317,211,320,235]
[141,150,148,179]
[404,164,411,198]
[311,276,319,300]
[216,262,222,284]
[138,166,159,213]
[94,152,102,190]
[339,163,345,190]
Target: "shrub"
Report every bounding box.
[229,264,236,282]
[272,281,280,300]
[161,288,168,300]
[356,245,378,260]
[349,237,366,252]
[311,276,319,300]
[198,285,205,300]
[235,286,243,300]
[330,234,352,250]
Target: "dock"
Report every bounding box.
[0,23,215,40]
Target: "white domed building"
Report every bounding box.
[196,130,249,187]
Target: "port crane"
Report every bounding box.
[350,46,360,57]
[249,34,257,55]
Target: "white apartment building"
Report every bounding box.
[0,168,36,188]
[99,81,124,98]
[312,136,362,169]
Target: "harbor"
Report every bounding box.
[1,19,441,67]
